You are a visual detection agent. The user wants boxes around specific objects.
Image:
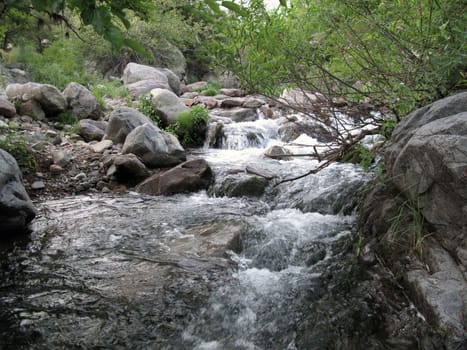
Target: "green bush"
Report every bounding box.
[137,93,163,126]
[0,129,36,172]
[196,81,221,96]
[169,106,210,147]
[342,144,375,171]
[15,39,96,89]
[90,80,130,108]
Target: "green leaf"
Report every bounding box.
[205,0,221,13]
[106,26,125,51]
[221,1,247,16]
[92,6,112,35]
[124,38,152,58]
[31,0,49,12]
[279,0,287,7]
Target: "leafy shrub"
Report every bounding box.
[342,144,375,171]
[0,129,36,172]
[15,40,95,89]
[196,81,221,96]
[90,80,130,108]
[137,93,163,126]
[381,119,398,140]
[168,106,210,147]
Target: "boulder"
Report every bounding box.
[219,97,245,108]
[78,119,107,142]
[360,92,467,348]
[123,62,169,85]
[112,153,150,184]
[6,82,66,116]
[280,88,325,108]
[243,97,265,109]
[0,97,16,118]
[17,99,45,120]
[212,107,257,122]
[126,79,171,99]
[122,123,186,168]
[122,62,181,97]
[62,82,101,119]
[219,88,245,97]
[386,92,467,239]
[104,107,152,145]
[136,158,212,196]
[278,116,333,143]
[159,68,181,96]
[0,149,37,236]
[149,88,189,124]
[211,174,269,198]
[184,81,208,92]
[90,139,113,153]
[263,145,292,160]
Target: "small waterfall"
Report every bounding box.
[220,119,280,150]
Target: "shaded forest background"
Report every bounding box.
[1,0,465,120]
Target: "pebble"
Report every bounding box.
[90,139,113,153]
[31,181,46,190]
[52,150,72,168]
[74,172,87,181]
[50,164,64,174]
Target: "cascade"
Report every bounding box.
[0,108,373,349]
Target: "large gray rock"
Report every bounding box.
[104,107,152,145]
[210,174,269,198]
[386,92,467,239]
[122,63,180,98]
[122,123,186,168]
[79,119,107,142]
[0,97,16,118]
[159,68,181,96]
[405,243,467,349]
[62,82,101,119]
[123,62,169,85]
[0,149,37,235]
[6,82,66,117]
[149,88,189,125]
[212,107,257,122]
[386,92,467,168]
[136,158,212,195]
[111,153,150,184]
[126,79,171,99]
[278,116,333,143]
[361,92,467,348]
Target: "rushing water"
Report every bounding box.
[0,110,373,349]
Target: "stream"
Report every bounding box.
[0,110,374,349]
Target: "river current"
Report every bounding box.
[0,110,373,349]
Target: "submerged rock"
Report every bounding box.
[0,149,36,236]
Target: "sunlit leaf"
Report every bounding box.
[205,0,221,13]
[221,1,247,16]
